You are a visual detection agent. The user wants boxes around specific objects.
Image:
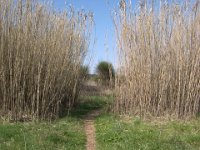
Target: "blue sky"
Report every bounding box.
[41,1,188,73]
[52,0,135,74]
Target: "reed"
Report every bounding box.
[0,0,93,121]
[114,0,200,119]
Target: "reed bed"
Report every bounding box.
[0,0,93,121]
[114,0,200,119]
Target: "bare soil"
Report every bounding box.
[84,109,102,150]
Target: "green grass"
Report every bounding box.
[0,95,113,150]
[1,95,200,150]
[0,117,85,150]
[71,95,114,118]
[95,114,200,150]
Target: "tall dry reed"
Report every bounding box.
[0,0,93,121]
[114,0,200,119]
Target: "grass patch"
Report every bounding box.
[0,95,113,150]
[71,95,113,118]
[95,115,200,150]
[3,95,199,150]
[0,117,85,150]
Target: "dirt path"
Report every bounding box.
[84,109,102,150]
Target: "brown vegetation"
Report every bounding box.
[114,0,200,119]
[0,0,93,121]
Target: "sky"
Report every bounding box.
[40,0,188,74]
[52,0,136,74]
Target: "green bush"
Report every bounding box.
[80,65,89,80]
[96,61,115,85]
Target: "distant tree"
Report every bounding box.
[80,65,89,80]
[96,61,115,86]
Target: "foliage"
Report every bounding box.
[80,65,89,80]
[96,61,115,85]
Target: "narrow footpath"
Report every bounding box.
[81,80,111,150]
[84,109,102,150]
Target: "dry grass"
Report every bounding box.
[0,0,93,121]
[114,0,200,119]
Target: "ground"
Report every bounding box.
[84,109,101,150]
[0,81,200,150]
[95,114,200,150]
[0,117,85,150]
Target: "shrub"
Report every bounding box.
[113,0,200,118]
[96,61,115,86]
[0,0,93,121]
[80,65,89,80]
